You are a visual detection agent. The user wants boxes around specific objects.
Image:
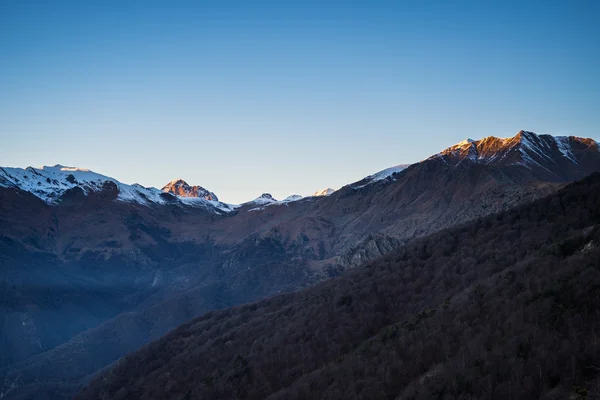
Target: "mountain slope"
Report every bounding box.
[2,130,600,399]
[78,173,600,400]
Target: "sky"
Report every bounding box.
[1,0,599,203]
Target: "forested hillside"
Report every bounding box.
[79,173,600,400]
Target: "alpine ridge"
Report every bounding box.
[434,130,599,180]
[0,165,233,213]
[2,131,596,208]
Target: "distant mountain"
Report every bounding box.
[0,164,164,204]
[283,194,303,202]
[312,188,335,196]
[432,130,599,180]
[2,130,600,400]
[78,173,600,400]
[161,179,219,201]
[248,193,277,204]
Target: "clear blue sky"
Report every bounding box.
[1,0,599,203]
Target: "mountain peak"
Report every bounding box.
[165,178,186,185]
[438,130,545,162]
[434,130,600,178]
[248,193,278,205]
[161,179,219,201]
[258,193,275,201]
[516,129,536,138]
[313,188,335,197]
[283,194,303,202]
[457,138,476,146]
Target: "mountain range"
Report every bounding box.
[78,170,600,400]
[1,130,599,399]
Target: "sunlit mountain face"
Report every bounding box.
[434,130,599,174]
[161,179,219,201]
[312,188,336,196]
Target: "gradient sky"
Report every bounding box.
[1,0,599,203]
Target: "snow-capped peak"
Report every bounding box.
[249,193,278,204]
[244,193,303,212]
[283,194,303,202]
[161,179,219,201]
[437,138,479,162]
[432,130,600,170]
[312,188,335,197]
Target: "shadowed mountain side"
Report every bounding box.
[79,173,600,400]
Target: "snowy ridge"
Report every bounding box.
[432,130,599,169]
[0,165,234,213]
[246,193,306,211]
[365,164,411,182]
[248,193,278,205]
[518,131,556,165]
[348,164,412,190]
[437,138,478,162]
[283,194,303,202]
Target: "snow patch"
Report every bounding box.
[365,164,410,182]
[554,136,579,164]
